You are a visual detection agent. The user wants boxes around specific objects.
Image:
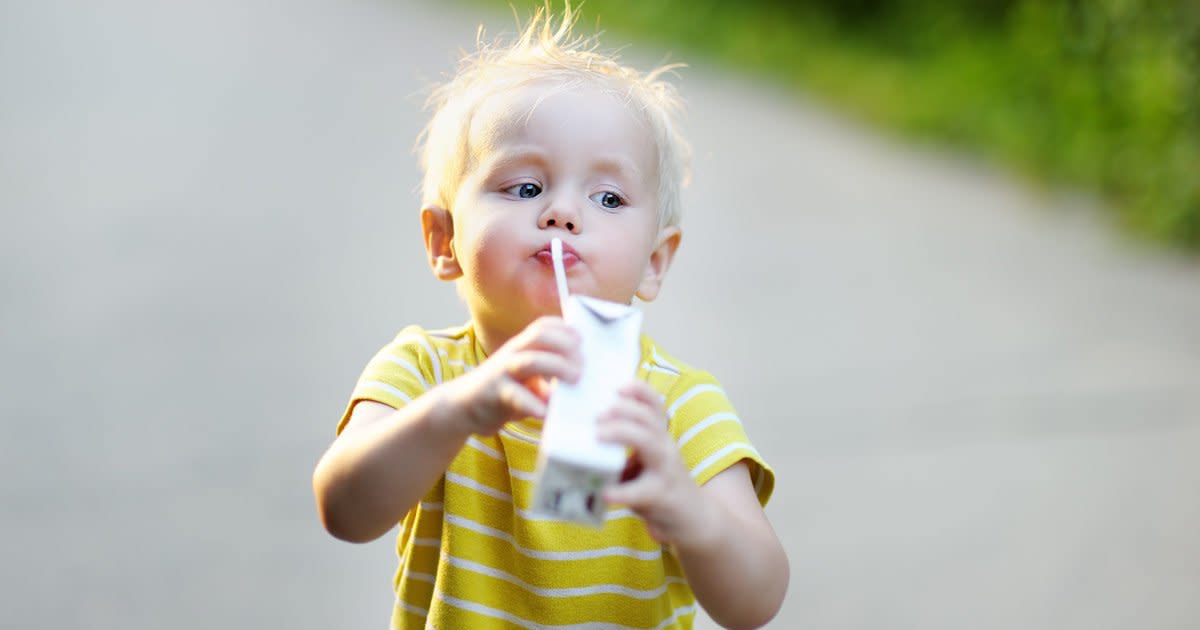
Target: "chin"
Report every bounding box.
[526,285,568,312]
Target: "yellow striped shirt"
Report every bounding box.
[338,323,775,629]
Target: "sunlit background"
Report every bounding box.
[2,1,1198,628]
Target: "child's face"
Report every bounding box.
[441,82,673,340]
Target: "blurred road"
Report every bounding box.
[3,1,1199,628]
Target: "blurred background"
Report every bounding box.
[2,0,1198,628]
[481,0,1200,248]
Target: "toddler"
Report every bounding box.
[313,6,788,628]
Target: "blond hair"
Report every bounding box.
[416,3,690,229]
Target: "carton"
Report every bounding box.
[530,294,642,526]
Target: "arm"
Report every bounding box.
[674,463,789,629]
[312,394,468,543]
[312,318,581,543]
[598,384,788,629]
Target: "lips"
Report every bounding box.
[534,242,580,268]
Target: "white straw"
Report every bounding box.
[550,237,570,314]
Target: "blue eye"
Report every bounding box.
[506,182,542,198]
[590,191,623,209]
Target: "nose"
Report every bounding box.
[537,196,581,234]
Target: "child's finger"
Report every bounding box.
[608,393,667,432]
[511,317,579,353]
[597,411,669,467]
[497,380,547,420]
[504,350,580,384]
[619,381,666,410]
[522,376,554,402]
[603,472,660,510]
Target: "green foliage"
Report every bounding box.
[468,0,1199,248]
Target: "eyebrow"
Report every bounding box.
[478,148,641,182]
[590,156,642,179]
[478,147,550,175]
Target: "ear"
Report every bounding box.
[420,206,462,281]
[635,225,682,302]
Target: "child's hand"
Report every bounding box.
[597,382,712,546]
[448,317,581,435]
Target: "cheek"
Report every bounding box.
[608,233,656,288]
[460,219,517,272]
[627,229,662,281]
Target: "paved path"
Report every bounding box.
[3,1,1199,628]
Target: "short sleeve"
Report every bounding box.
[665,371,775,507]
[336,325,441,435]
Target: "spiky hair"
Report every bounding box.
[416,3,690,229]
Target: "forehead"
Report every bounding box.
[465,80,657,174]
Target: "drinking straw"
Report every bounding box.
[551,237,570,315]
